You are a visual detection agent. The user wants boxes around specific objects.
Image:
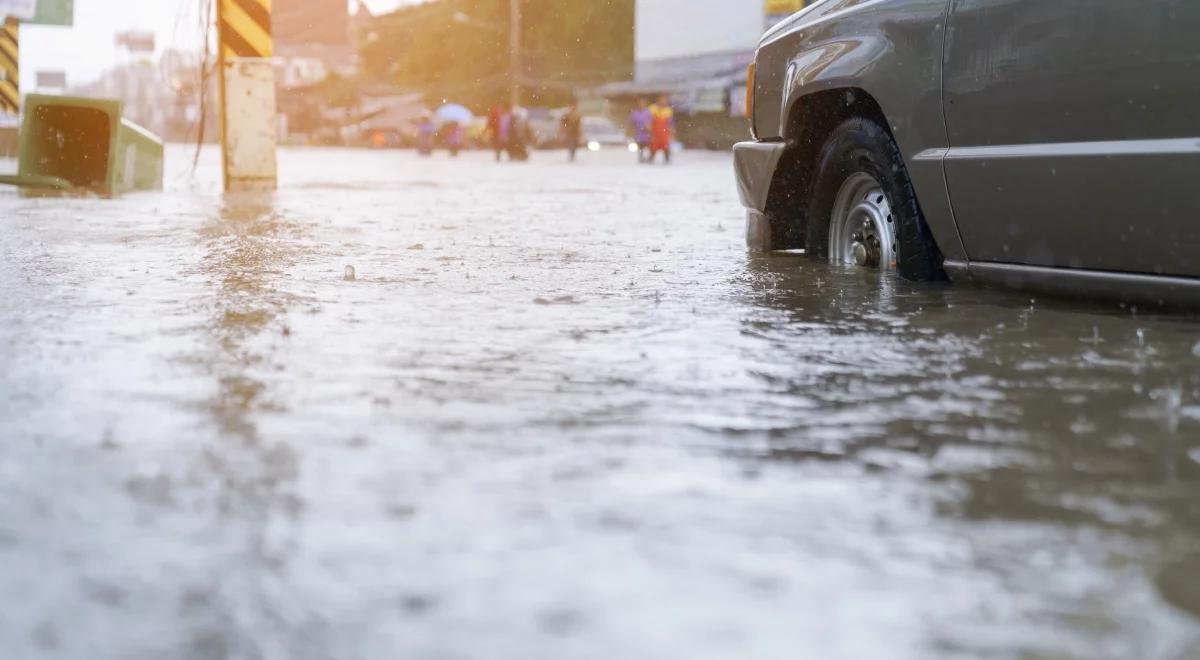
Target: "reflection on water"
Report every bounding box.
[744,251,1200,644]
[190,193,311,657]
[1,147,1199,658]
[201,193,289,438]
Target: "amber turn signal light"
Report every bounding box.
[745,62,756,118]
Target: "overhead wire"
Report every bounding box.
[191,0,215,173]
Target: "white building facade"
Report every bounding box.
[605,0,806,147]
[636,0,767,70]
[634,0,807,90]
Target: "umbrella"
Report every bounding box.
[435,103,473,124]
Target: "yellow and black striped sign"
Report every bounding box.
[218,0,272,61]
[0,17,18,114]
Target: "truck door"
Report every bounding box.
[942,0,1200,276]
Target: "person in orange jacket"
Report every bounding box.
[648,94,675,164]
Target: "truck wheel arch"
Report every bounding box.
[762,87,894,252]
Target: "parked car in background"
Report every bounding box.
[580,116,633,152]
[526,107,560,149]
[528,110,633,152]
[735,0,1200,305]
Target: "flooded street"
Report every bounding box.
[2,146,1200,659]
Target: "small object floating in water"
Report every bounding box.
[344,265,356,281]
[534,295,579,306]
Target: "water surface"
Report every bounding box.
[1,147,1198,659]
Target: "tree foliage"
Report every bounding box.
[359,0,634,110]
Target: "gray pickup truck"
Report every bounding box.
[735,0,1200,305]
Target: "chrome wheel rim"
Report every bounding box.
[828,173,898,271]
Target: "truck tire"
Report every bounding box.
[804,117,945,282]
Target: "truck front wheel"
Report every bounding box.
[804,118,945,282]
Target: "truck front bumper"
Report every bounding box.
[732,140,787,252]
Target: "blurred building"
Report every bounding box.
[71,61,172,136]
[601,0,811,149]
[162,49,221,144]
[275,0,356,88]
[67,32,171,136]
[274,0,373,143]
[32,38,215,144]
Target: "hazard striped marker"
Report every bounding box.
[0,17,18,115]
[219,0,272,60]
[217,0,277,192]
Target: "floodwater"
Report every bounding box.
[2,146,1200,659]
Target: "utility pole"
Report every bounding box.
[216,0,278,192]
[509,0,520,108]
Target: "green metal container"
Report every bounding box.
[16,94,163,196]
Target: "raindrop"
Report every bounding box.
[1153,384,1184,434]
[1070,416,1096,435]
[1136,328,1146,347]
[1192,341,1200,357]
[344,265,357,281]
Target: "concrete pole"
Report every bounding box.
[509,0,520,109]
[217,0,278,192]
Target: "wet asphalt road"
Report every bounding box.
[2,146,1200,659]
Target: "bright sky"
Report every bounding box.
[18,0,412,88]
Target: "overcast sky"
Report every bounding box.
[18,0,413,88]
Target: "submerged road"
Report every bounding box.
[2,146,1200,659]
